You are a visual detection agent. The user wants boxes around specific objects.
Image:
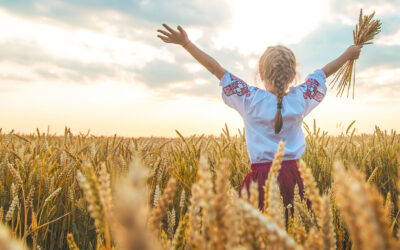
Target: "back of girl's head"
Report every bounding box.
[257,45,296,134]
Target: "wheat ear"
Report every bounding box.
[266,177,285,229]
[111,155,161,250]
[319,195,336,250]
[298,160,322,219]
[264,141,285,214]
[213,160,237,249]
[149,177,177,232]
[238,199,301,250]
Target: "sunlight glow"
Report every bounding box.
[212,0,328,54]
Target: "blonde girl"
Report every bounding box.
[157,24,361,216]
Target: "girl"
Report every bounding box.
[157,24,361,214]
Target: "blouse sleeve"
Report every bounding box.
[220,71,258,117]
[296,69,327,116]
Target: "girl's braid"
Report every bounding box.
[258,45,296,134]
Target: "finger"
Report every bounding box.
[157,29,172,37]
[157,34,170,40]
[177,25,185,34]
[159,38,172,44]
[157,35,171,42]
[162,24,177,34]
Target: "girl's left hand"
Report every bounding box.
[345,45,362,60]
[157,24,190,46]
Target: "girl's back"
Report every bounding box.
[220,69,327,163]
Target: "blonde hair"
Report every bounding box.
[257,45,296,134]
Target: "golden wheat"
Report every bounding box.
[298,160,321,220]
[264,141,285,214]
[0,122,400,249]
[149,177,177,233]
[0,223,27,250]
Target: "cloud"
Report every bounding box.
[325,0,400,44]
[289,23,355,77]
[0,41,124,84]
[0,73,31,82]
[0,0,233,54]
[133,59,193,86]
[328,0,400,20]
[0,36,230,98]
[0,6,229,91]
[1,0,232,27]
[356,65,400,99]
[377,28,400,46]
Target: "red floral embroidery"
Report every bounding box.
[223,73,251,97]
[302,78,324,102]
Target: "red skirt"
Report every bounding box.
[239,160,310,217]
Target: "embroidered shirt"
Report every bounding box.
[220,69,327,163]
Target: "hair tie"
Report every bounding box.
[277,103,282,109]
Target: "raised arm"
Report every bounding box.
[321,45,362,78]
[157,24,227,80]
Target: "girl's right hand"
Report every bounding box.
[157,24,190,47]
[345,45,362,60]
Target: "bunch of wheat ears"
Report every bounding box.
[330,8,382,98]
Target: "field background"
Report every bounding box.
[0,121,399,249]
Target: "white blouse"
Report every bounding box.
[220,69,327,163]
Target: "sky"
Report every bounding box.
[0,0,399,137]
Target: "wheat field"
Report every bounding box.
[0,121,399,250]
